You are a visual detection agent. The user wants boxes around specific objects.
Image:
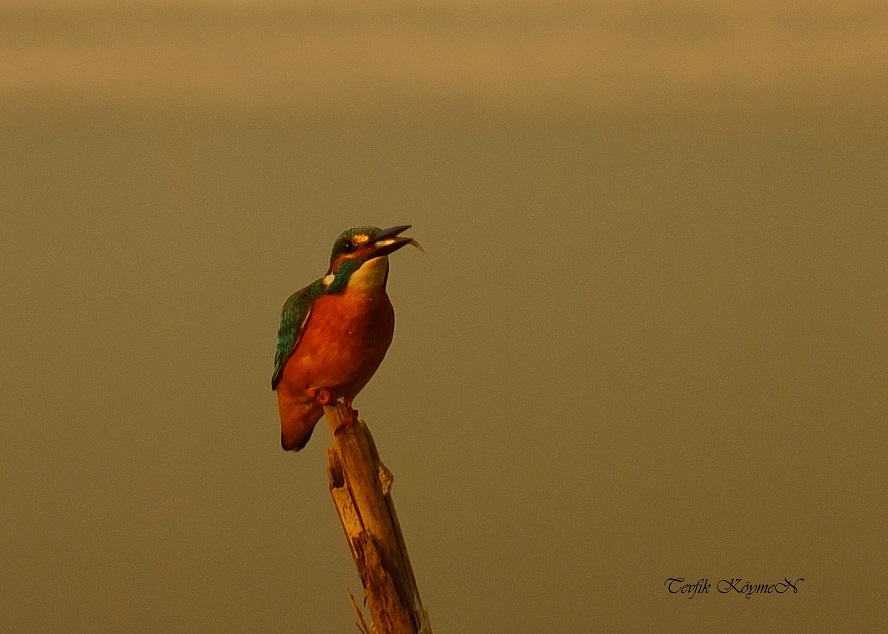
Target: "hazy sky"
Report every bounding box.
[2,2,886,633]
[4,1,888,113]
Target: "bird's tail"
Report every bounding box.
[278,395,324,451]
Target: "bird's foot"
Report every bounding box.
[342,398,359,427]
[306,386,334,406]
[307,388,358,426]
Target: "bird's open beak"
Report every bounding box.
[369,224,416,257]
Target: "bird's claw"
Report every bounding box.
[307,388,358,426]
[342,398,359,426]
[306,386,334,406]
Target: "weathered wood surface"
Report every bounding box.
[324,404,431,634]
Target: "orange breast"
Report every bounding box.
[279,287,395,401]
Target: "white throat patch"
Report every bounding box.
[347,256,389,289]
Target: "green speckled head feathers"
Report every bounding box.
[324,225,415,293]
[328,226,385,269]
[326,225,413,272]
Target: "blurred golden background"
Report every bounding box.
[2,1,886,631]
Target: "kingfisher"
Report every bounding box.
[272,225,418,451]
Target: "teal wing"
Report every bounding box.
[272,280,323,390]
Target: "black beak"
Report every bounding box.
[369,224,413,257]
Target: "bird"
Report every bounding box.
[272,225,418,451]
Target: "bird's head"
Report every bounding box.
[324,225,418,293]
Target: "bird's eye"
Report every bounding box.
[342,239,355,253]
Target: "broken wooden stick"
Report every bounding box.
[324,403,431,634]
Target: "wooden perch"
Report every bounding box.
[324,404,431,634]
